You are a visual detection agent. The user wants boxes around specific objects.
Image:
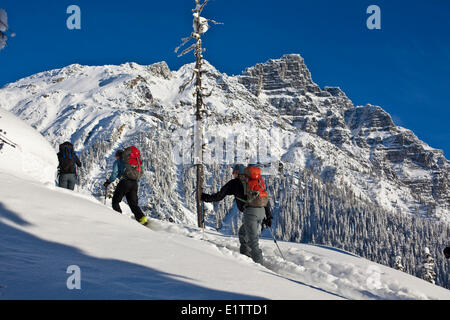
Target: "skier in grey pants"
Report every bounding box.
[201,164,272,264]
[239,206,267,264]
[57,141,82,191]
[59,173,77,190]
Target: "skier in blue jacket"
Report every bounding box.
[105,150,125,184]
[104,149,147,225]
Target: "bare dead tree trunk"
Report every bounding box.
[194,36,205,228]
[175,0,222,228]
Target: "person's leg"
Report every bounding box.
[59,174,68,189]
[58,174,64,189]
[112,179,128,213]
[67,174,76,191]
[243,207,265,264]
[238,224,251,257]
[125,180,145,221]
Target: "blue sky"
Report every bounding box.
[0,0,449,156]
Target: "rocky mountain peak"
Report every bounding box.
[146,61,172,79]
[345,104,395,132]
[238,54,319,96]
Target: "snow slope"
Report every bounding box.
[0,108,57,184]
[1,170,449,299]
[0,172,334,300]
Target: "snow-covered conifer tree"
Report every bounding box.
[394,255,404,272]
[421,247,436,284]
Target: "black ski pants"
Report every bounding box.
[112,178,145,221]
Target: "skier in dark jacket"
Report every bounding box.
[201,164,272,264]
[57,141,82,190]
[104,149,148,226]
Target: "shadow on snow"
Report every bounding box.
[0,202,263,300]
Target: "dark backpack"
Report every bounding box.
[122,146,143,180]
[58,142,76,173]
[238,166,269,208]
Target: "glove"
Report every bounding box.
[200,193,210,202]
[263,204,272,228]
[103,180,110,188]
[262,216,273,228]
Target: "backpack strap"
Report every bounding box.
[258,179,265,191]
[236,178,262,207]
[235,179,249,207]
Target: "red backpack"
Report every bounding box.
[239,166,269,207]
[122,146,144,180]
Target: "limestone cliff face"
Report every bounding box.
[238,54,449,218]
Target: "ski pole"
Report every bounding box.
[269,227,286,261]
[201,200,205,240]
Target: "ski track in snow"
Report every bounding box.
[144,219,440,300]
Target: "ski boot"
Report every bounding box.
[139,216,149,226]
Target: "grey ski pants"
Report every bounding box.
[59,173,76,190]
[238,206,266,264]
